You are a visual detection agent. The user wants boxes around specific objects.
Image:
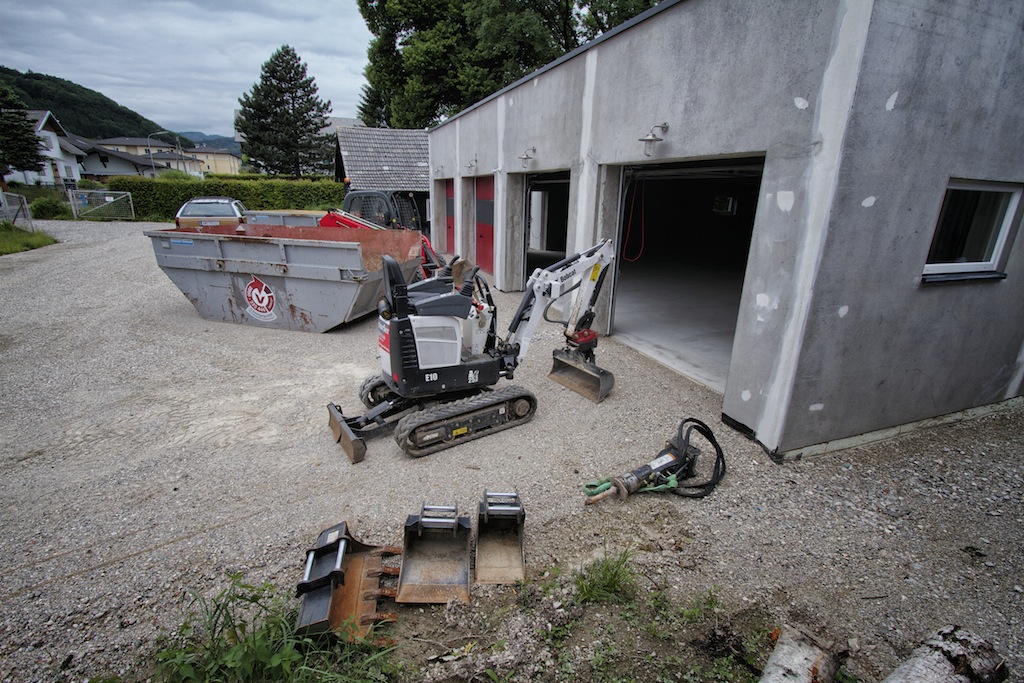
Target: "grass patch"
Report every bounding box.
[156,573,396,682]
[0,220,58,255]
[574,546,637,604]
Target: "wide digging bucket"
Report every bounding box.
[475,492,526,585]
[396,505,471,604]
[549,348,614,403]
[295,522,401,641]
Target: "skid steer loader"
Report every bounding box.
[328,240,616,462]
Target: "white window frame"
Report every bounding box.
[923,179,1021,276]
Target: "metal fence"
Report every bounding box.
[68,190,135,220]
[1,192,33,230]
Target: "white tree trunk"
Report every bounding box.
[759,624,839,683]
[881,625,1008,683]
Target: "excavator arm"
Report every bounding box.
[502,240,616,402]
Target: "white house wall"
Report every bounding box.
[429,0,1024,455]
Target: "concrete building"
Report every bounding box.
[427,0,1024,458]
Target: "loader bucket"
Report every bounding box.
[295,522,401,641]
[475,492,526,584]
[549,348,615,403]
[396,505,472,604]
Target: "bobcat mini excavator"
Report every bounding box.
[328,240,616,462]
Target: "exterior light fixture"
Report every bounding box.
[518,147,536,169]
[639,122,669,157]
[465,157,477,170]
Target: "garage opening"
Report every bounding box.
[524,171,570,274]
[613,157,764,393]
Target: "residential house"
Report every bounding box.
[2,110,83,188]
[335,125,430,228]
[186,146,241,175]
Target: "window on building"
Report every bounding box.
[923,179,1021,277]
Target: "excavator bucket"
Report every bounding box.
[549,348,615,404]
[295,522,401,641]
[475,492,526,584]
[396,505,472,604]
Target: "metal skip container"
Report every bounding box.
[144,224,422,333]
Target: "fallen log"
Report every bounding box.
[758,624,840,683]
[880,625,1008,683]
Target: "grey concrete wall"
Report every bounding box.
[774,0,1024,453]
[429,0,1024,455]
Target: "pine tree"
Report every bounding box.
[0,84,46,187]
[236,45,333,176]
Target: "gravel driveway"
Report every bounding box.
[0,220,1021,682]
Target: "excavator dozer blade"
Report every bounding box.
[328,403,367,463]
[475,492,526,585]
[295,522,401,641]
[549,348,614,403]
[396,505,472,604]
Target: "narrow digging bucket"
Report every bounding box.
[549,348,615,403]
[475,492,526,585]
[396,505,472,604]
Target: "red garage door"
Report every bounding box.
[475,176,494,274]
[445,179,455,253]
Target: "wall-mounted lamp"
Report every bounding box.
[433,165,444,174]
[518,146,536,169]
[639,122,669,157]
[465,157,477,170]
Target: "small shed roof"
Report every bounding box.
[336,126,429,192]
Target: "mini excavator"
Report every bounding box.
[328,240,616,461]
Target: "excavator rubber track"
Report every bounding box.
[394,385,537,457]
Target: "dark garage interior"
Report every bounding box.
[613,157,764,392]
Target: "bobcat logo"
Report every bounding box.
[245,276,277,322]
[468,370,479,384]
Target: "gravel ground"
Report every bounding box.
[0,220,1021,682]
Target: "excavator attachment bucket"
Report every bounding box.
[549,348,615,404]
[396,505,472,604]
[475,492,526,584]
[295,522,401,641]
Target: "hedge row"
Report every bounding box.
[107,177,348,219]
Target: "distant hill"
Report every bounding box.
[0,66,233,150]
[179,131,242,155]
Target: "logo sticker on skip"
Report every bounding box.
[245,276,277,322]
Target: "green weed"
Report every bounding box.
[155,572,395,682]
[574,547,637,604]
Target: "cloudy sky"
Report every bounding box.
[0,0,374,136]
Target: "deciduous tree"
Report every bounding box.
[356,0,657,129]
[236,45,333,176]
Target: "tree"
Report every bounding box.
[0,84,46,188]
[236,45,333,176]
[356,0,658,129]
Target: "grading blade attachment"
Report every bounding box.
[295,522,401,641]
[549,348,615,404]
[396,504,472,604]
[475,491,526,584]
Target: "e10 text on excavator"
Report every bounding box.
[328,240,617,462]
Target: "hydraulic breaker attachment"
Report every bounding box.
[396,504,472,604]
[295,522,402,641]
[475,491,526,584]
[550,344,614,404]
